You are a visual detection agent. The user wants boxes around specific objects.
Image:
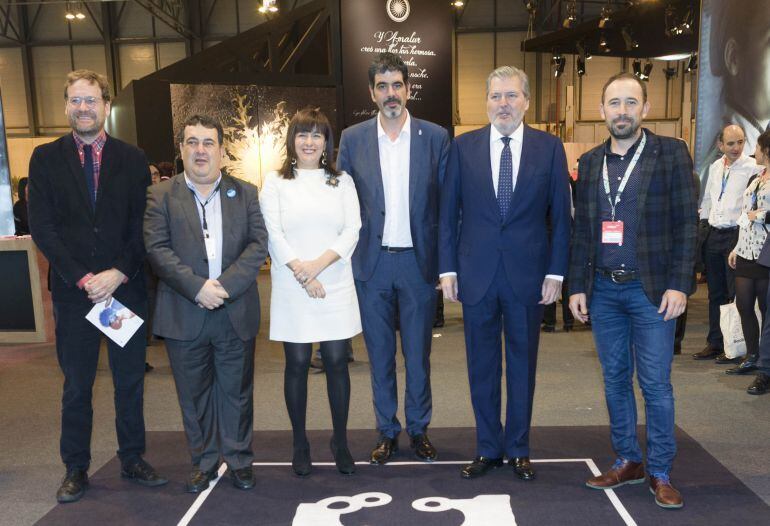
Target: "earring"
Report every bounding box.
[321,151,327,166]
[291,157,297,166]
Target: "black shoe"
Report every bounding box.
[542,324,556,333]
[56,469,88,503]
[461,457,503,479]
[145,362,154,372]
[292,446,312,477]
[563,324,574,333]
[331,438,356,475]
[230,466,255,490]
[433,317,445,328]
[748,373,770,395]
[410,433,437,462]
[185,468,218,493]
[120,458,168,487]
[715,352,741,364]
[370,435,398,465]
[726,356,758,374]
[673,344,682,355]
[509,456,536,481]
[693,346,721,360]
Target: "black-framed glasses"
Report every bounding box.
[67,96,103,108]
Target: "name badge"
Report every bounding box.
[602,221,624,245]
[204,232,217,259]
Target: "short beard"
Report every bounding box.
[608,119,640,140]
[69,113,103,138]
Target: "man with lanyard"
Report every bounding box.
[694,124,760,362]
[569,72,697,509]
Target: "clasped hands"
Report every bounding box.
[84,268,125,303]
[289,259,326,299]
[195,279,230,309]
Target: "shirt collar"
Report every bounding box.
[377,110,411,140]
[184,172,222,200]
[72,130,107,152]
[490,121,524,145]
[603,129,645,158]
[722,153,753,169]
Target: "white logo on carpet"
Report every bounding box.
[292,493,516,525]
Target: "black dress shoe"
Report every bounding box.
[715,352,741,364]
[410,433,437,461]
[461,457,503,479]
[748,373,770,395]
[292,446,312,477]
[673,344,682,355]
[370,436,398,465]
[541,324,556,333]
[331,438,356,475]
[120,458,168,487]
[230,466,255,490]
[185,468,218,493]
[563,324,574,333]
[56,469,88,503]
[726,356,758,374]
[693,346,721,360]
[509,456,536,481]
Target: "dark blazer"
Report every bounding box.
[28,134,150,307]
[337,115,450,283]
[568,130,698,304]
[439,124,572,306]
[143,173,268,342]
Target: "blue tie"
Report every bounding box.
[82,144,96,209]
[497,136,513,219]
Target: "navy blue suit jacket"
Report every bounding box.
[439,124,572,306]
[337,115,450,283]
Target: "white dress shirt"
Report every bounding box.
[184,172,223,279]
[490,121,524,194]
[378,111,412,247]
[700,154,761,228]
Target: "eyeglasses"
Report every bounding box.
[67,96,103,108]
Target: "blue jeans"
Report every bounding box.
[589,274,676,475]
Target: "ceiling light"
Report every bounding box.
[686,54,697,72]
[451,1,464,7]
[621,27,639,51]
[640,61,653,81]
[632,59,642,78]
[552,55,566,78]
[598,4,613,29]
[598,32,610,53]
[577,56,586,77]
[654,53,692,61]
[562,0,577,28]
[258,0,278,14]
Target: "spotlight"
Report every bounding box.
[621,26,639,51]
[632,59,642,78]
[686,54,698,72]
[451,1,464,7]
[75,11,85,20]
[577,56,586,77]
[598,32,610,53]
[258,0,278,13]
[65,1,75,20]
[643,61,653,80]
[598,4,613,29]
[552,55,566,78]
[562,0,577,28]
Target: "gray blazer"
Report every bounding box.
[144,173,268,341]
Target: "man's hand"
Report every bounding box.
[85,268,126,303]
[293,259,325,286]
[195,279,229,310]
[440,275,459,302]
[748,209,765,221]
[539,277,561,305]
[658,289,687,321]
[728,250,737,269]
[569,293,589,323]
[304,279,326,299]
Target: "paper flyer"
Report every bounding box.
[86,298,144,348]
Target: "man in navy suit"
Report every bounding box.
[337,53,450,464]
[439,66,571,480]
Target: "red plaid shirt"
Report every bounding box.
[72,130,106,196]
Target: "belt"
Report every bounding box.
[712,226,739,231]
[381,246,413,253]
[596,268,639,283]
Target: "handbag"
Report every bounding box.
[720,303,747,360]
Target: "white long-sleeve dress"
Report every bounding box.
[259,168,362,343]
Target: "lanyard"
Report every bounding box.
[189,184,220,234]
[718,158,731,201]
[602,131,646,221]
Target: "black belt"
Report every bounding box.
[596,268,639,283]
[712,226,739,231]
[381,246,413,253]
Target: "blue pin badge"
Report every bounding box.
[226,188,236,198]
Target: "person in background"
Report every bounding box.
[13,177,30,235]
[157,161,174,181]
[148,163,161,185]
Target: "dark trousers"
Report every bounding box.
[756,279,770,374]
[542,279,573,328]
[674,308,687,349]
[355,250,435,439]
[54,300,147,471]
[705,227,739,347]
[165,308,255,472]
[462,261,542,458]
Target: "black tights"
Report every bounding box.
[283,339,350,448]
[735,276,768,356]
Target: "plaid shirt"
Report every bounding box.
[72,130,106,198]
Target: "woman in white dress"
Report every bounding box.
[260,107,361,476]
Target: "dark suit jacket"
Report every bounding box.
[28,134,150,307]
[568,130,698,304]
[144,173,268,342]
[439,124,572,306]
[337,115,450,283]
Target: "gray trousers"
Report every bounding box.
[165,308,255,472]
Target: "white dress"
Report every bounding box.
[259,168,362,343]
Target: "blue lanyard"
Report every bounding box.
[718,163,730,201]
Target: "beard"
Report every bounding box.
[380,97,404,119]
[608,117,640,140]
[69,111,103,137]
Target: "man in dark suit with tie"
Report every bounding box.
[568,73,697,509]
[28,70,167,503]
[337,53,450,464]
[144,114,268,493]
[439,66,571,480]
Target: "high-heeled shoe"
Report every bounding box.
[330,438,355,475]
[292,446,312,477]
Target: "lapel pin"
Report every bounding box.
[226,188,236,198]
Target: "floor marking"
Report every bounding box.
[585,458,638,526]
[176,463,228,526]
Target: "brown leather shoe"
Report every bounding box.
[693,345,721,360]
[586,459,645,489]
[649,476,683,509]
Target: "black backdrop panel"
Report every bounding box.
[340,0,453,131]
[0,251,35,331]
